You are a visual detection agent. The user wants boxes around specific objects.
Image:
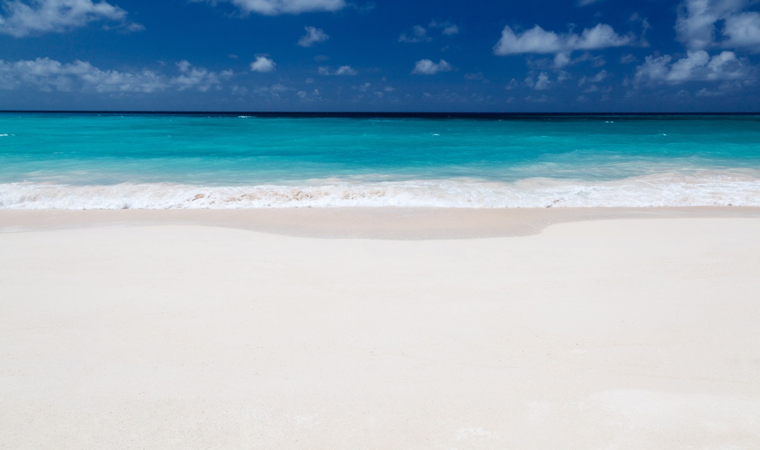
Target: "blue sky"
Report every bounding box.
[1,0,759,111]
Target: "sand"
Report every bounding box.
[1,209,759,449]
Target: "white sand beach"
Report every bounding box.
[1,209,759,449]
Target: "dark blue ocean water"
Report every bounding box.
[1,113,759,208]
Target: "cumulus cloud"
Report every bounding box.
[723,12,760,52]
[0,57,231,93]
[0,0,141,37]
[411,59,453,75]
[250,56,276,72]
[676,0,739,50]
[525,72,551,90]
[216,0,344,15]
[494,24,633,59]
[676,0,760,52]
[297,26,329,47]
[634,50,751,84]
[334,65,357,75]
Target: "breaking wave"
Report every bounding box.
[2,171,760,209]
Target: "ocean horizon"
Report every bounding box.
[1,112,759,209]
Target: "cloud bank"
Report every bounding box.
[635,50,751,84]
[0,0,141,37]
[0,58,232,93]
[494,23,632,57]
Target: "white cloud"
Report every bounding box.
[218,0,344,15]
[577,0,604,6]
[634,50,751,84]
[525,72,551,90]
[543,51,606,69]
[297,26,329,47]
[317,65,357,75]
[620,53,637,64]
[412,59,452,75]
[297,89,321,100]
[534,72,551,90]
[335,65,357,75]
[0,0,141,37]
[676,0,741,50]
[0,58,164,92]
[723,12,760,52]
[493,23,633,59]
[0,57,231,93]
[552,52,571,68]
[429,20,459,35]
[250,56,276,72]
[172,60,232,92]
[676,0,760,52]
[399,25,430,43]
[579,69,607,86]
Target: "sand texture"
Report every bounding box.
[1,214,759,449]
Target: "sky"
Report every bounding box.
[1,0,759,112]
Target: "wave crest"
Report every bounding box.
[2,172,760,209]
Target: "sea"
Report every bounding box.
[1,113,759,209]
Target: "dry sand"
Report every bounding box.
[1,209,759,449]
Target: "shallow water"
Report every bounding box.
[1,113,759,208]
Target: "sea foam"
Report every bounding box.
[1,171,759,209]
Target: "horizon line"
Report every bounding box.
[2,110,760,116]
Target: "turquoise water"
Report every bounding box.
[1,113,759,208]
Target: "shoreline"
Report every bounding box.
[2,206,760,239]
